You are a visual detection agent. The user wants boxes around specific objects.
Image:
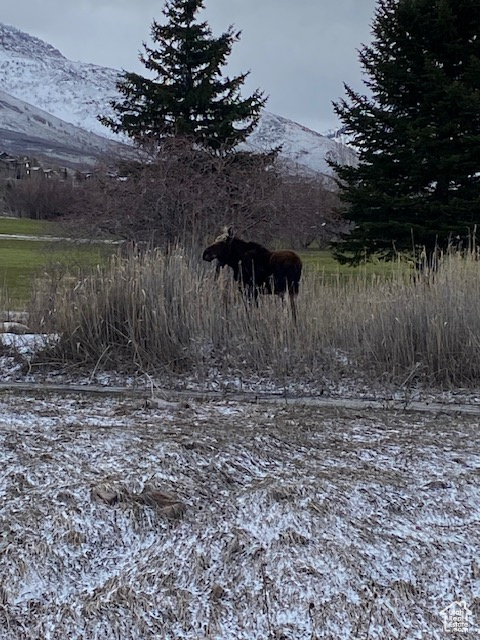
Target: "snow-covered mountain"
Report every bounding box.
[0,22,356,174]
[244,112,355,176]
[0,23,120,140]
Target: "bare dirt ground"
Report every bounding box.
[0,389,479,639]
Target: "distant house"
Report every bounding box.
[0,152,69,182]
[42,167,69,180]
[0,152,31,179]
[29,165,43,179]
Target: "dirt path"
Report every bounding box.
[1,380,480,415]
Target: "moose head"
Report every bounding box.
[202,226,235,267]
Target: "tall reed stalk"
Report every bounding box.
[30,247,480,388]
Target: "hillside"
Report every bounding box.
[0,90,128,168]
[0,23,120,140]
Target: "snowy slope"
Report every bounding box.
[245,111,356,176]
[0,89,128,167]
[0,22,357,174]
[0,23,121,140]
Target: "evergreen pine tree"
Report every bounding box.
[330,0,480,264]
[99,0,266,153]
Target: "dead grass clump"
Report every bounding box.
[33,245,316,379]
[92,482,185,519]
[30,246,480,389]
[332,253,480,386]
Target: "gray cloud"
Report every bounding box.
[4,0,377,132]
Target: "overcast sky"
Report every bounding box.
[3,0,378,133]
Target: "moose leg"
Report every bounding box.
[289,292,298,323]
[284,279,299,323]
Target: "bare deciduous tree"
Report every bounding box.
[3,139,344,250]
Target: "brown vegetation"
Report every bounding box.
[2,140,342,247]
[29,246,480,389]
[3,176,75,220]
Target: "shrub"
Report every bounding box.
[3,178,75,220]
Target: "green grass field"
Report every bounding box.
[0,217,411,308]
[298,248,410,279]
[0,219,116,308]
[0,217,56,237]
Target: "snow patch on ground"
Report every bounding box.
[3,332,480,410]
[0,393,479,638]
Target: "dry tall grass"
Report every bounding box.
[30,247,480,388]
